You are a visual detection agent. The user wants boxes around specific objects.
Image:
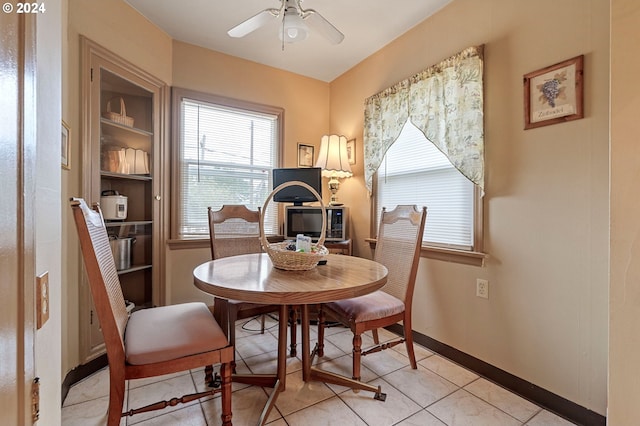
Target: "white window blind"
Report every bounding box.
[178,98,279,238]
[376,121,474,249]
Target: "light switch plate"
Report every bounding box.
[36,272,49,329]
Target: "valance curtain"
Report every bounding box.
[363,45,485,193]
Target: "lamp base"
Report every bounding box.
[328,177,341,206]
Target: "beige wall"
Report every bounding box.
[36,2,63,423]
[60,0,614,417]
[609,0,640,422]
[331,0,609,415]
[63,0,172,371]
[167,41,330,305]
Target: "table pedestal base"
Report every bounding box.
[235,304,386,426]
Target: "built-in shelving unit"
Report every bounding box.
[81,37,167,361]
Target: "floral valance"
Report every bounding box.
[363,45,485,193]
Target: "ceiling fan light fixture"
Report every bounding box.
[279,9,308,43]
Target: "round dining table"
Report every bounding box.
[193,252,388,425]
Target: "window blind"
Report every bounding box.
[178,99,279,237]
[376,121,474,249]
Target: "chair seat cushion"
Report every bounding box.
[125,302,229,365]
[326,291,405,323]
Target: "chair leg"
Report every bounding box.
[107,366,125,426]
[228,307,238,371]
[219,361,232,426]
[317,305,325,357]
[352,333,362,382]
[404,316,417,369]
[289,306,297,357]
[372,328,380,344]
[260,313,266,334]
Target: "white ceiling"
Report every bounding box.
[124,0,452,82]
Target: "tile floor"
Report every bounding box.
[62,315,577,425]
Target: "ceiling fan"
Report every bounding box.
[227,0,344,45]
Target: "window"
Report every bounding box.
[375,121,480,252]
[172,89,282,239]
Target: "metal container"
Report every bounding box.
[109,236,135,270]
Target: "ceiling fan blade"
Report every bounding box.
[228,9,279,38]
[303,9,344,45]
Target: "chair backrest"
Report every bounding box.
[374,205,427,305]
[208,205,263,260]
[70,198,128,364]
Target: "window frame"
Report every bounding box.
[369,167,485,267]
[169,87,284,246]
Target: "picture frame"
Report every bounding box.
[346,139,356,165]
[61,120,70,170]
[523,55,584,130]
[297,143,314,167]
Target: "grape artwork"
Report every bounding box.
[541,79,560,107]
[536,70,568,108]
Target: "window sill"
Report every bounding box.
[365,238,486,267]
[167,235,284,251]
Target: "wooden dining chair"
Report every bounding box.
[209,205,297,359]
[70,198,234,426]
[317,204,427,382]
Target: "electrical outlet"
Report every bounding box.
[36,272,49,329]
[476,278,489,299]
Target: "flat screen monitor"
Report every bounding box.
[272,167,322,205]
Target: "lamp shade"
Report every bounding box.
[315,135,353,178]
[279,9,308,43]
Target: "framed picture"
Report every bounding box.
[297,143,314,167]
[523,55,584,130]
[61,120,70,170]
[346,139,356,165]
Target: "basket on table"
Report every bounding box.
[102,97,134,127]
[260,181,329,271]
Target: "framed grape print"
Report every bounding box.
[523,55,584,130]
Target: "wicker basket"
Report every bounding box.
[102,97,134,127]
[260,181,329,271]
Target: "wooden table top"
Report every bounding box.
[193,253,388,305]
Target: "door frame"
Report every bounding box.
[0,12,37,424]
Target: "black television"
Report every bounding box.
[272,167,322,205]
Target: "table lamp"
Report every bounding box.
[315,134,352,205]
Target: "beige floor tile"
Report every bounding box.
[243,348,302,375]
[314,353,378,393]
[361,345,416,377]
[392,341,434,362]
[419,354,478,387]
[202,385,281,425]
[384,365,458,408]
[465,378,541,422]
[131,404,206,425]
[63,367,110,406]
[127,374,199,424]
[284,396,367,425]
[427,389,520,426]
[235,329,280,359]
[128,370,190,390]
[61,395,126,426]
[340,377,422,425]
[313,336,350,363]
[395,409,447,426]
[274,370,336,416]
[61,320,567,426]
